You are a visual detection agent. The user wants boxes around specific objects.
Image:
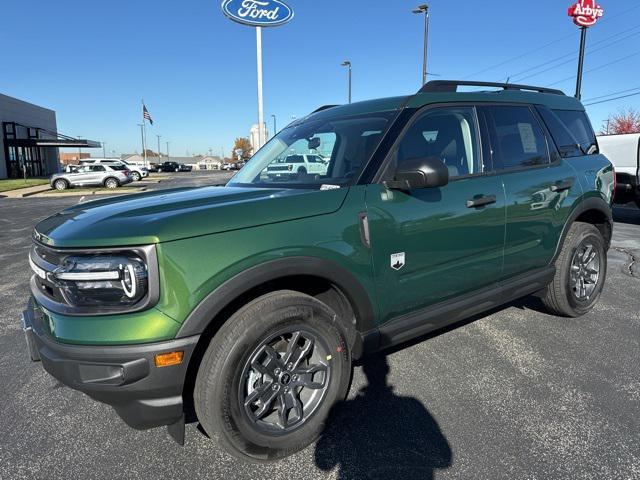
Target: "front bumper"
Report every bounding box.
[22,298,199,431]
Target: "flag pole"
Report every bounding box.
[141,99,148,167]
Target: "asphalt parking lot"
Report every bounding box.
[0,175,638,480]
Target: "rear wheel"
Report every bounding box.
[104,177,119,189]
[53,179,68,191]
[194,291,351,462]
[541,222,607,317]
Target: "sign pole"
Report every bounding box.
[256,26,265,149]
[575,26,587,100]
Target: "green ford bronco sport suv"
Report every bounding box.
[23,81,614,462]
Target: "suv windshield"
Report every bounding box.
[228,111,397,188]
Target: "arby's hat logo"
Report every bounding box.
[568,0,604,27]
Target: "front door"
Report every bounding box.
[366,106,506,325]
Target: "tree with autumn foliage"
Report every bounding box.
[231,137,253,160]
[601,108,640,135]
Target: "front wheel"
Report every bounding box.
[541,222,607,317]
[131,171,142,181]
[194,291,351,462]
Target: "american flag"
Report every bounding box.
[143,104,154,125]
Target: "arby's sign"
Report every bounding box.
[568,0,604,27]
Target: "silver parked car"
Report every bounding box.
[79,159,149,181]
[50,164,133,190]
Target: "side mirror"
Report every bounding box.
[307,137,321,150]
[387,156,449,190]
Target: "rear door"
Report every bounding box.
[481,105,581,280]
[366,105,506,324]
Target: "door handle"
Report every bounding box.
[550,179,573,192]
[466,194,497,208]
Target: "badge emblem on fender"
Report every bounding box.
[390,252,405,271]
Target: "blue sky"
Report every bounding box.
[1,0,639,157]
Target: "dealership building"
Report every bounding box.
[1,93,99,179]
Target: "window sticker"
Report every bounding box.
[517,123,538,154]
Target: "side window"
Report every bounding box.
[552,109,598,154]
[90,165,106,172]
[395,106,483,178]
[487,106,550,169]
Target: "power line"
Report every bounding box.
[584,86,640,103]
[462,32,577,80]
[546,50,640,87]
[508,24,640,82]
[584,91,640,106]
[462,3,640,80]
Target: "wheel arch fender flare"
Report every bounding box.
[175,256,377,339]
[553,196,613,263]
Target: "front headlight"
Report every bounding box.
[54,254,148,307]
[29,243,159,315]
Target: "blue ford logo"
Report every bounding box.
[221,0,294,27]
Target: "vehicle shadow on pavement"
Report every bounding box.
[314,354,452,480]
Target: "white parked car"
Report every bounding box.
[265,154,328,178]
[597,133,640,207]
[80,159,149,181]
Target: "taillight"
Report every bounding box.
[612,166,617,201]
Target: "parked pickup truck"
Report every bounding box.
[597,133,640,207]
[24,80,613,463]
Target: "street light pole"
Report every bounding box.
[102,142,106,158]
[166,141,170,160]
[412,4,430,86]
[341,61,352,103]
[271,114,277,136]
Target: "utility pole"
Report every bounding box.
[341,61,352,103]
[271,114,277,136]
[102,142,106,158]
[412,4,430,86]
[166,141,170,160]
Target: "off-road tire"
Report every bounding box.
[541,222,607,317]
[194,290,352,463]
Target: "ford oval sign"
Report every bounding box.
[221,0,294,27]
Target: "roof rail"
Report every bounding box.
[419,80,565,96]
[311,104,339,113]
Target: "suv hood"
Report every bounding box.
[34,186,349,248]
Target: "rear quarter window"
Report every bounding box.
[536,107,582,158]
[552,109,598,154]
